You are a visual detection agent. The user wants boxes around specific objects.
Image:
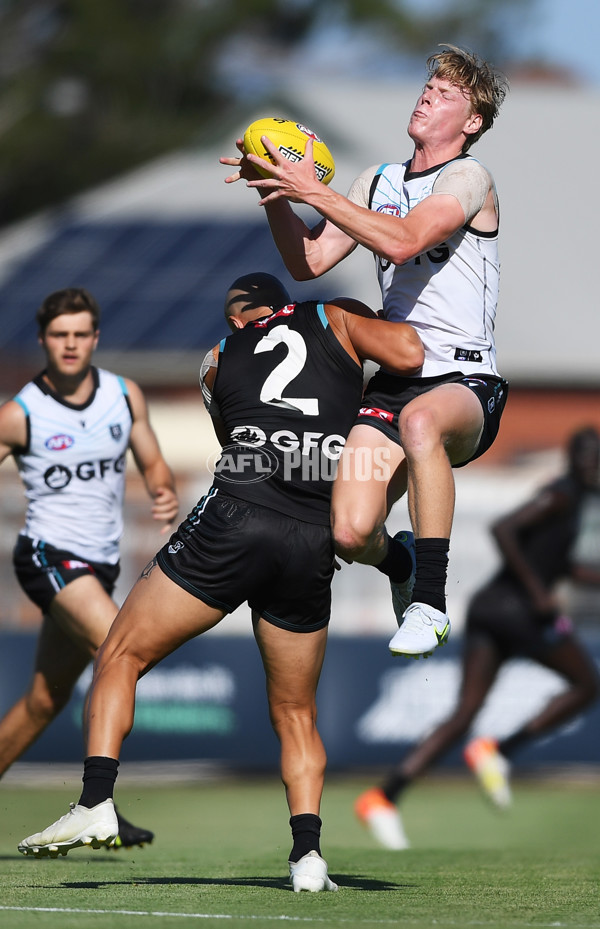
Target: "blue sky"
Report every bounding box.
[510,0,600,86]
[403,0,600,87]
[222,0,600,100]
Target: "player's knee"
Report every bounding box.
[94,641,146,685]
[270,701,316,736]
[26,681,72,722]
[332,514,378,560]
[398,406,441,458]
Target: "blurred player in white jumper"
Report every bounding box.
[221,45,509,665]
[0,287,179,848]
[355,427,600,849]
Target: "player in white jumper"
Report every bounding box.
[221,46,509,676]
[0,287,179,848]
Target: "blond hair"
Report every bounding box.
[428,45,508,150]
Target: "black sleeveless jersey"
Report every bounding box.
[494,475,584,589]
[211,301,363,525]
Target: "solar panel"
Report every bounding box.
[0,219,330,352]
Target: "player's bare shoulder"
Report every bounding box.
[121,377,148,418]
[321,299,375,367]
[326,297,378,320]
[347,165,381,208]
[0,397,28,455]
[433,158,498,231]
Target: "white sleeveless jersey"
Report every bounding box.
[368,156,500,377]
[13,367,133,565]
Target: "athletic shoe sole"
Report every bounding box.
[389,602,451,658]
[18,800,118,858]
[389,626,450,659]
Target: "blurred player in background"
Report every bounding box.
[0,287,179,848]
[355,426,600,849]
[18,273,423,891]
[222,45,509,663]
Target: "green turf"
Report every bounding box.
[1,773,599,929]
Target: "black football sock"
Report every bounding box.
[78,756,119,809]
[497,729,529,759]
[376,532,414,583]
[410,538,449,613]
[381,772,412,805]
[289,813,322,863]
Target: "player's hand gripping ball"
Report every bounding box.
[243,117,335,185]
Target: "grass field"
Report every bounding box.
[1,772,599,929]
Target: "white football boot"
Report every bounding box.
[464,737,512,809]
[389,602,451,658]
[355,788,410,850]
[289,850,339,893]
[18,799,118,857]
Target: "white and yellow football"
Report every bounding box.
[243,117,335,185]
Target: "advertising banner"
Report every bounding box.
[1,632,599,769]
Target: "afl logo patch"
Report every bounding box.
[210,444,278,483]
[296,123,322,143]
[377,204,401,217]
[110,424,123,441]
[45,434,74,451]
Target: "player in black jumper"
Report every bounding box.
[19,272,423,891]
[355,426,600,848]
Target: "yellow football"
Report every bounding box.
[243,117,335,185]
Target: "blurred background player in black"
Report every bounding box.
[355,426,600,848]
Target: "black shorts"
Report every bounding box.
[355,370,509,467]
[465,580,575,661]
[13,535,120,613]
[156,489,335,632]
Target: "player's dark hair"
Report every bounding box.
[225,273,291,321]
[428,45,508,151]
[36,288,101,334]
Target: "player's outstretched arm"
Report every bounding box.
[125,379,179,534]
[266,204,355,281]
[221,137,354,280]
[247,136,470,268]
